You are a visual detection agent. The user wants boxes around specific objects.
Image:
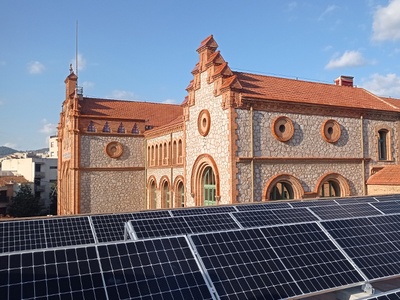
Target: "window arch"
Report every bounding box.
[160,177,171,208]
[178,140,183,164]
[315,173,350,198]
[147,177,157,209]
[163,142,168,165]
[158,144,162,166]
[174,176,185,208]
[155,145,159,166]
[172,140,177,165]
[263,174,304,201]
[191,154,220,206]
[375,125,392,161]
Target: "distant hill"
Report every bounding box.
[0,146,49,158]
[0,146,18,157]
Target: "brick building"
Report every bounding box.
[58,35,400,215]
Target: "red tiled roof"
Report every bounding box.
[367,165,400,185]
[79,98,183,128]
[0,176,29,187]
[234,72,400,112]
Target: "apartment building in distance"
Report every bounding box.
[58,35,400,215]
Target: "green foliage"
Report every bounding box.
[49,183,57,215]
[7,184,42,217]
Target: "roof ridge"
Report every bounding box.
[361,88,400,110]
[83,97,182,107]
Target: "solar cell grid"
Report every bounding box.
[370,201,400,214]
[183,213,241,233]
[321,218,400,280]
[339,203,382,217]
[271,207,319,224]
[335,197,378,204]
[44,216,96,248]
[309,205,353,220]
[0,220,46,254]
[234,202,291,211]
[374,194,400,202]
[131,210,171,220]
[97,236,214,300]
[232,210,282,228]
[91,213,134,243]
[290,200,338,207]
[0,246,107,299]
[128,217,192,239]
[190,228,302,300]
[171,206,237,216]
[260,223,364,295]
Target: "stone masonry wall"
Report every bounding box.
[185,72,231,206]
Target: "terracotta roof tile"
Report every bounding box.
[80,98,183,128]
[0,176,29,187]
[235,72,400,112]
[367,165,400,185]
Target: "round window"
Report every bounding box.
[321,119,341,143]
[105,141,123,158]
[198,109,211,136]
[271,116,294,142]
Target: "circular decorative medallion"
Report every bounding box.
[197,109,211,136]
[321,119,341,143]
[105,141,123,158]
[271,116,294,142]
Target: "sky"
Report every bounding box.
[1,0,400,151]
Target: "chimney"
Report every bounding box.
[64,64,78,99]
[335,75,354,87]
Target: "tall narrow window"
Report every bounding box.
[203,167,216,206]
[155,145,159,166]
[162,181,170,208]
[177,181,184,207]
[270,182,293,200]
[163,142,168,165]
[378,129,388,160]
[178,140,183,164]
[150,181,157,209]
[172,141,177,165]
[320,180,340,197]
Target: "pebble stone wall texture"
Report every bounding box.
[79,135,146,213]
[185,72,231,206]
[234,109,369,202]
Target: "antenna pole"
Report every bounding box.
[76,20,78,79]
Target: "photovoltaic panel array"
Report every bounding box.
[97,236,214,300]
[321,216,400,280]
[91,213,135,243]
[290,199,338,207]
[0,245,107,299]
[309,203,382,220]
[171,205,237,216]
[335,197,378,204]
[339,203,382,217]
[0,236,215,300]
[232,207,319,228]
[189,224,364,300]
[374,194,400,202]
[127,213,241,239]
[234,201,291,211]
[131,210,172,220]
[0,217,96,254]
[370,201,400,214]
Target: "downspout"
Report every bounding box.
[170,132,173,207]
[250,106,254,202]
[361,115,366,195]
[144,136,148,209]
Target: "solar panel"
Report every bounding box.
[370,201,400,214]
[233,208,319,228]
[171,206,237,216]
[367,214,400,248]
[97,236,214,299]
[335,196,378,204]
[290,199,338,207]
[374,194,400,202]
[0,246,107,299]
[321,217,400,280]
[189,228,302,299]
[309,205,353,220]
[340,203,382,217]
[44,216,96,248]
[131,210,172,220]
[91,213,135,243]
[128,213,240,239]
[0,219,46,253]
[234,202,291,211]
[260,223,364,295]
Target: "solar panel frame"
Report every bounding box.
[370,201,400,214]
[171,206,237,216]
[290,199,338,207]
[234,202,291,211]
[309,205,354,220]
[374,194,400,202]
[91,213,135,243]
[335,197,379,204]
[131,210,172,220]
[340,203,383,217]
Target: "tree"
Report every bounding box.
[49,183,57,215]
[7,184,42,217]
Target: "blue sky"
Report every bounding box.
[1,0,400,150]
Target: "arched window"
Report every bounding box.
[320,180,340,197]
[172,140,177,165]
[149,180,157,209]
[378,129,388,160]
[178,140,183,164]
[270,182,294,200]
[203,167,216,206]
[176,181,185,207]
[151,145,155,166]
[158,144,162,166]
[163,142,168,165]
[161,181,170,208]
[155,145,159,166]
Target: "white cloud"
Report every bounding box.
[70,53,87,72]
[3,142,17,149]
[27,61,45,74]
[362,73,400,97]
[82,81,94,89]
[318,5,337,21]
[109,90,136,100]
[162,99,178,104]
[325,51,367,69]
[372,0,400,41]
[39,119,57,135]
